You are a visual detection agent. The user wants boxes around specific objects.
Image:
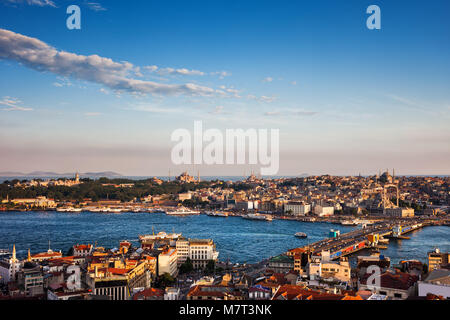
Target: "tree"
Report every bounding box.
[160,272,175,287]
[179,258,194,274]
[205,260,216,275]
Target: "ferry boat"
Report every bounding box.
[206,211,229,217]
[138,231,182,242]
[56,207,82,213]
[165,207,200,216]
[294,232,307,238]
[341,219,357,226]
[243,213,272,221]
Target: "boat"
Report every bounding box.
[295,232,307,238]
[56,207,82,213]
[206,211,229,217]
[139,231,182,242]
[341,219,357,226]
[166,207,200,216]
[243,213,272,221]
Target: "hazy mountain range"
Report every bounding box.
[0,171,123,178]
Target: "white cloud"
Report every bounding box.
[157,67,205,76]
[262,77,273,83]
[247,94,276,103]
[0,28,216,97]
[0,96,33,111]
[6,0,56,7]
[85,2,106,11]
[264,109,318,117]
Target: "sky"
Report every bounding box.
[0,0,449,176]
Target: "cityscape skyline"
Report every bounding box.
[1,0,449,176]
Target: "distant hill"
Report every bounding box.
[0,171,123,178]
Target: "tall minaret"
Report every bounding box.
[27,248,31,262]
[197,170,200,183]
[12,244,17,262]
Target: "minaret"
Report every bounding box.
[27,248,31,262]
[197,170,200,183]
[12,244,17,262]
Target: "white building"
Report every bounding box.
[176,238,219,269]
[0,245,21,284]
[164,287,181,300]
[73,244,93,257]
[418,269,450,298]
[314,204,334,216]
[284,202,311,216]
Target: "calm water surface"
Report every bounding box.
[0,211,448,264]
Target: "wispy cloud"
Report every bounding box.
[0,96,33,111]
[5,0,56,7]
[0,28,217,97]
[247,94,276,103]
[262,76,273,83]
[85,2,106,11]
[84,112,102,117]
[209,105,225,114]
[264,109,318,117]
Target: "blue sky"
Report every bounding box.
[0,0,449,176]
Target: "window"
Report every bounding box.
[394,293,402,298]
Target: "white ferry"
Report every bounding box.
[138,231,182,242]
[56,207,82,213]
[166,207,200,216]
[243,213,273,221]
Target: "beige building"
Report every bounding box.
[158,248,178,277]
[428,248,449,271]
[308,252,351,282]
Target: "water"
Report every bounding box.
[0,211,448,264]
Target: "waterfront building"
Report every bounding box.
[284,202,311,216]
[0,244,20,284]
[175,238,219,269]
[177,192,192,201]
[313,204,334,216]
[428,248,450,271]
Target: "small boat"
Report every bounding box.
[341,220,357,226]
[295,232,307,238]
[206,211,229,217]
